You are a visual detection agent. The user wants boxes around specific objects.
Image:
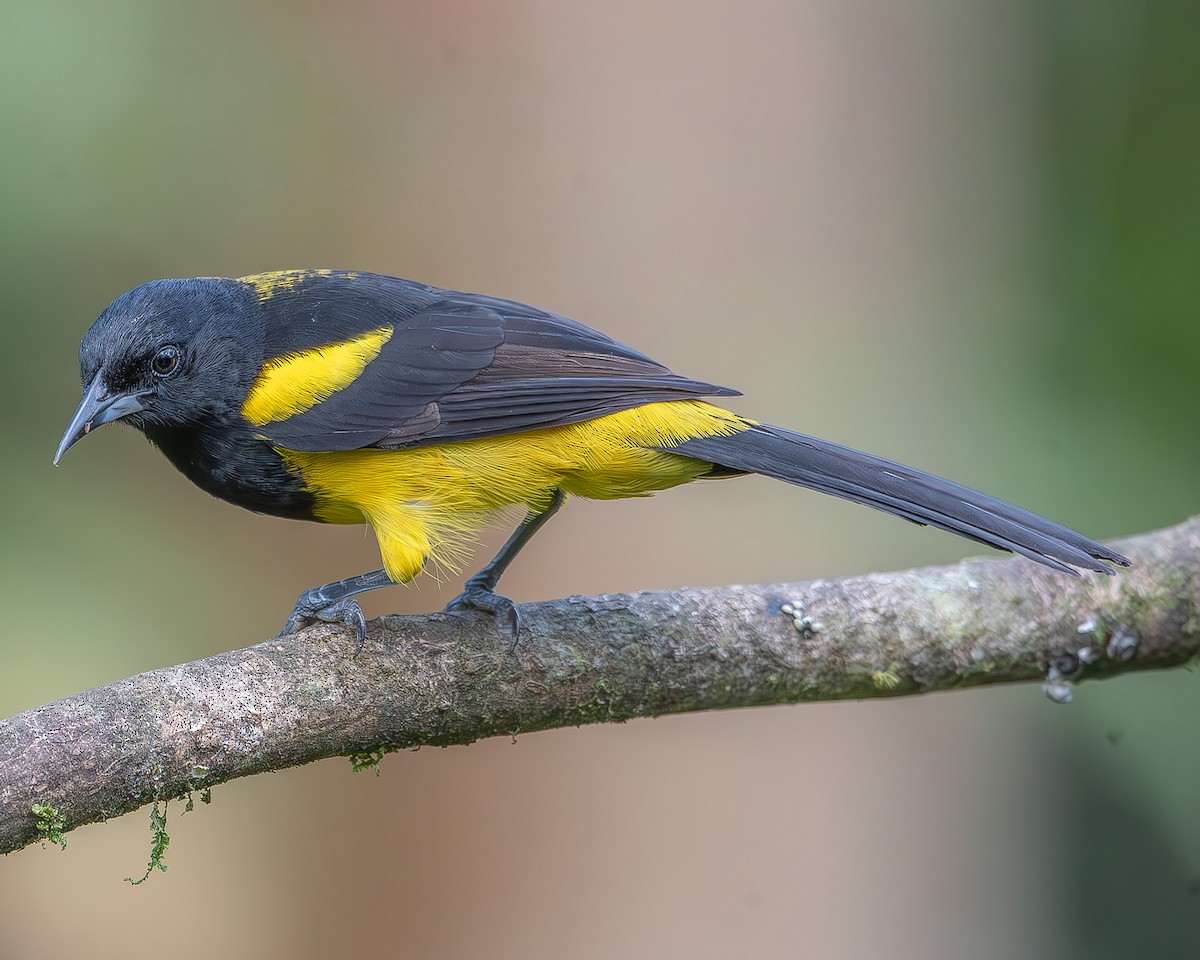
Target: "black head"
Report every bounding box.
[56,277,265,463]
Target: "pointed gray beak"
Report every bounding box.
[54,378,148,465]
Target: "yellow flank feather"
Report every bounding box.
[241,326,394,426]
[239,269,358,301]
[276,399,751,584]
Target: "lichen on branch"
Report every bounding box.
[0,519,1194,857]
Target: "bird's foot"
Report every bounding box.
[279,591,367,648]
[444,584,521,648]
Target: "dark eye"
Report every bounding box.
[151,345,180,378]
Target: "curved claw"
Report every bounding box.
[445,586,521,649]
[279,592,367,649]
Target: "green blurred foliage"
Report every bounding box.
[1035,2,1200,525]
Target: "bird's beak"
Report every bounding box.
[54,378,148,465]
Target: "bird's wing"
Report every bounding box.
[243,271,738,452]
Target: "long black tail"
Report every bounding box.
[670,423,1129,575]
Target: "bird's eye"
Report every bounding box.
[151,345,181,378]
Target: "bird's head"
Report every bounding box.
[55,277,264,463]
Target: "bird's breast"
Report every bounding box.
[143,421,318,521]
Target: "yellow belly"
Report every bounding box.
[276,399,748,582]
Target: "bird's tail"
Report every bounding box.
[668,422,1129,575]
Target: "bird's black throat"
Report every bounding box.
[142,420,317,521]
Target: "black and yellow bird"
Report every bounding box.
[56,269,1129,640]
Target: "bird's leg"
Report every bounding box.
[279,567,396,646]
[445,488,566,644]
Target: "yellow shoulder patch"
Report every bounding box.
[242,325,394,426]
[239,269,358,301]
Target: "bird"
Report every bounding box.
[55,268,1129,642]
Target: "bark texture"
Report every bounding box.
[2,519,1195,855]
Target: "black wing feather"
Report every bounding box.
[670,424,1130,574]
[252,272,737,452]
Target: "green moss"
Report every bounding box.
[182,787,212,812]
[571,679,617,725]
[348,748,388,775]
[1141,568,1200,662]
[31,803,66,850]
[872,665,902,690]
[125,801,170,885]
[180,766,214,812]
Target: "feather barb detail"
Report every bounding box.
[242,325,394,425]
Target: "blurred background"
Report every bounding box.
[2,1,1198,957]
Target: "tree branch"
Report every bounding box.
[2,518,1196,855]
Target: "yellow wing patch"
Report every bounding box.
[239,269,358,301]
[242,325,394,426]
[274,399,751,583]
